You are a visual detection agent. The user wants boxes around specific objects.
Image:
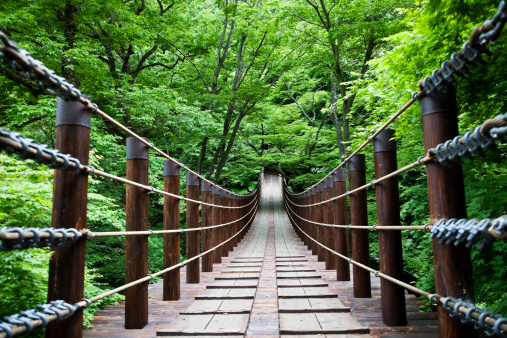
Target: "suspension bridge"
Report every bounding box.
[0,2,507,337]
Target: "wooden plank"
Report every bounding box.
[279,313,321,332]
[280,328,371,335]
[206,285,257,289]
[195,296,254,300]
[277,283,328,288]
[164,314,213,331]
[210,280,258,287]
[278,294,337,299]
[206,313,249,332]
[157,331,244,336]
[180,310,250,315]
[185,300,223,313]
[219,299,254,311]
[278,308,350,313]
[215,276,259,280]
[277,275,322,279]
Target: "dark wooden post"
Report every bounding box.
[302,192,309,246]
[309,189,318,255]
[316,184,325,262]
[421,89,476,338]
[186,172,200,284]
[124,137,150,329]
[373,129,407,326]
[221,190,229,257]
[47,99,91,338]
[348,154,371,298]
[163,160,181,301]
[201,181,213,272]
[333,169,350,281]
[211,186,221,264]
[323,177,336,270]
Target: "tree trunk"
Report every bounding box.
[329,80,345,159]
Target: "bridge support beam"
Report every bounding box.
[201,181,213,272]
[47,98,91,338]
[163,160,181,300]
[373,129,407,327]
[186,173,200,284]
[333,169,350,281]
[421,89,476,338]
[348,154,371,298]
[125,137,150,329]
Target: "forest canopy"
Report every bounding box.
[0,0,506,331]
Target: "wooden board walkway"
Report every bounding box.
[85,173,438,337]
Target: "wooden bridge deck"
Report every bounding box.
[85,174,438,337]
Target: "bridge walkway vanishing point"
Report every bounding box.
[85,173,438,337]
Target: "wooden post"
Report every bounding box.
[124,137,150,329]
[421,89,476,338]
[211,186,221,264]
[186,172,200,284]
[315,184,325,262]
[348,154,371,298]
[201,181,213,272]
[221,190,229,257]
[302,192,309,246]
[309,189,318,255]
[323,177,336,270]
[163,160,181,301]
[47,99,91,338]
[333,169,350,281]
[373,129,407,326]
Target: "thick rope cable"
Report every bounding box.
[0,196,259,246]
[282,199,430,231]
[0,199,260,338]
[0,130,258,208]
[286,157,431,207]
[290,96,421,196]
[284,200,507,335]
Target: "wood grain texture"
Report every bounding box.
[186,184,200,284]
[421,93,476,338]
[164,175,181,301]
[124,157,149,328]
[349,167,371,298]
[47,124,90,338]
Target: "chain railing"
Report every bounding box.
[282,2,507,336]
[0,30,263,337]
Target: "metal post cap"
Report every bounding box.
[186,172,199,186]
[201,181,212,192]
[420,86,458,117]
[332,168,347,181]
[324,177,333,189]
[373,129,396,153]
[348,154,366,171]
[126,137,149,160]
[163,160,181,176]
[56,97,92,128]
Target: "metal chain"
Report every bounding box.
[0,33,83,102]
[420,1,507,95]
[437,296,507,337]
[429,113,507,164]
[0,128,86,172]
[430,216,507,249]
[0,300,79,338]
[0,227,86,251]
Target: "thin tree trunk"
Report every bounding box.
[329,80,345,159]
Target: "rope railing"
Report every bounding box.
[286,112,507,208]
[291,95,422,196]
[0,200,260,338]
[284,205,507,337]
[291,1,506,196]
[0,32,243,198]
[0,195,260,250]
[0,128,258,209]
[286,156,431,207]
